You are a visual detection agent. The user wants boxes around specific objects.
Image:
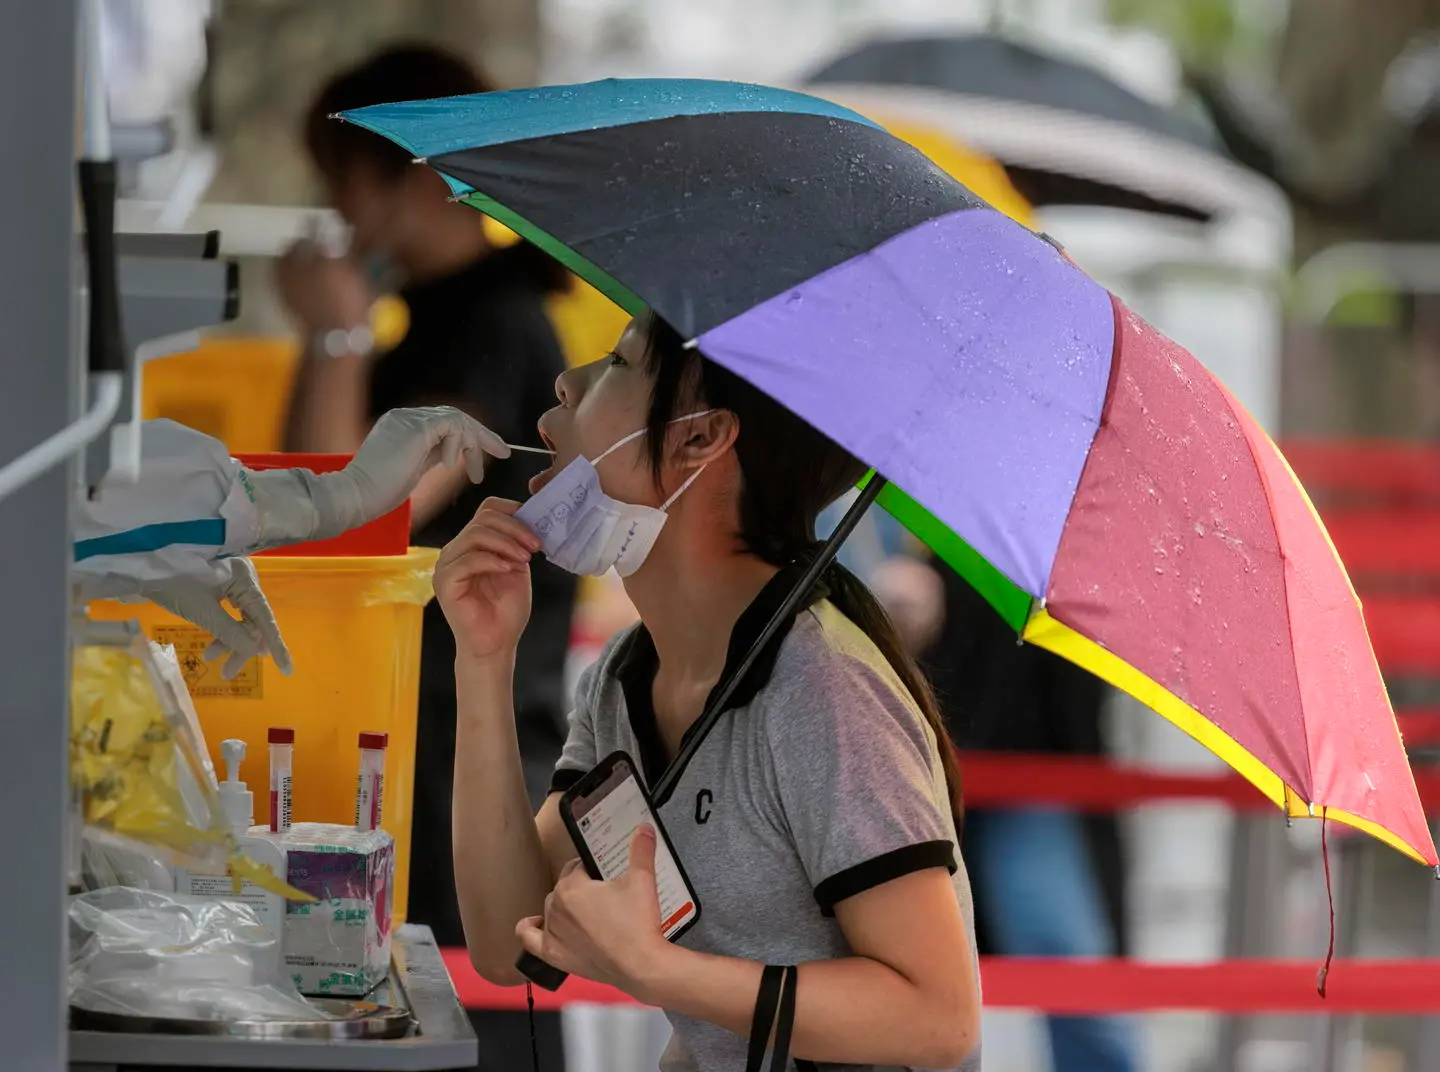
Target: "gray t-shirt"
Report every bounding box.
[553,593,982,1072]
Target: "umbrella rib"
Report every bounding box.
[1212,383,1314,804]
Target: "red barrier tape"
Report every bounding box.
[441,949,1440,1015]
[979,958,1440,1014]
[1322,511,1440,576]
[1279,439,1440,503]
[957,751,1440,813]
[1362,596,1440,675]
[1400,709,1440,747]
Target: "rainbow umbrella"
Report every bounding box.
[340,79,1435,864]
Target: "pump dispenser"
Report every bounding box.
[218,739,253,836]
[175,736,286,951]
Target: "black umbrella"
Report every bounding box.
[807,34,1271,224]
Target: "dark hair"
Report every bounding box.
[641,314,965,830]
[305,44,492,181]
[303,44,571,295]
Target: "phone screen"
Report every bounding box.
[569,759,698,940]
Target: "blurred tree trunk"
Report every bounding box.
[202,0,541,332]
[1274,0,1439,206]
[1268,0,1440,439]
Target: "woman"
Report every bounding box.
[436,314,981,1070]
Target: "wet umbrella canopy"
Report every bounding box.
[806,34,1264,224]
[341,79,1435,865]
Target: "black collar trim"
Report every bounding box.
[611,562,829,795]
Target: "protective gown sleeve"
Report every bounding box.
[72,419,262,601]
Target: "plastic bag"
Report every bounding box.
[80,826,178,892]
[70,621,308,900]
[69,887,330,1022]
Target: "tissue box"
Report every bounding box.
[280,822,394,997]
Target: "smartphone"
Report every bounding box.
[516,751,702,991]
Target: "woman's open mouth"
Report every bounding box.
[527,427,562,495]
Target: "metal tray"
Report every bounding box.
[69,998,413,1040]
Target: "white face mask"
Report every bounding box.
[515,412,714,577]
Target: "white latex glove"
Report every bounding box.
[246,407,510,548]
[141,558,293,680]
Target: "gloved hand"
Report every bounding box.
[246,407,510,549]
[140,558,293,680]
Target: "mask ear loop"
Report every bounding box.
[589,425,651,466]
[589,409,719,477]
[661,461,709,510]
[587,410,716,465]
[658,409,718,511]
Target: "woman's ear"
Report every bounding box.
[669,410,738,470]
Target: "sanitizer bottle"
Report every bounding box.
[175,739,288,953]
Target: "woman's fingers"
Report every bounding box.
[437,517,538,571]
[478,497,523,516]
[461,504,542,549]
[517,914,571,970]
[557,858,586,881]
[434,554,528,601]
[448,525,534,567]
[516,916,547,959]
[435,546,523,583]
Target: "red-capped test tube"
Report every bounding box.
[268,727,294,833]
[355,732,388,832]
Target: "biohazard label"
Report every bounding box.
[154,624,262,699]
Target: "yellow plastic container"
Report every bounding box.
[141,294,408,456]
[88,547,439,923]
[141,337,300,454]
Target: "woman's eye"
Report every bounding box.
[607,351,627,367]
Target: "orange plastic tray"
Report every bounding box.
[235,453,410,557]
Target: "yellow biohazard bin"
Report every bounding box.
[88,546,439,924]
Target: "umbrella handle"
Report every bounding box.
[650,474,889,804]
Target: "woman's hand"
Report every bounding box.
[435,499,542,661]
[515,826,673,998]
[275,237,371,333]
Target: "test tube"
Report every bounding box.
[268,727,294,833]
[355,732,388,832]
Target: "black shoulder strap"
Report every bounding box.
[745,964,786,1072]
[746,963,817,1072]
[768,965,799,1072]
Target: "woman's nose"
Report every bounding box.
[554,366,581,407]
